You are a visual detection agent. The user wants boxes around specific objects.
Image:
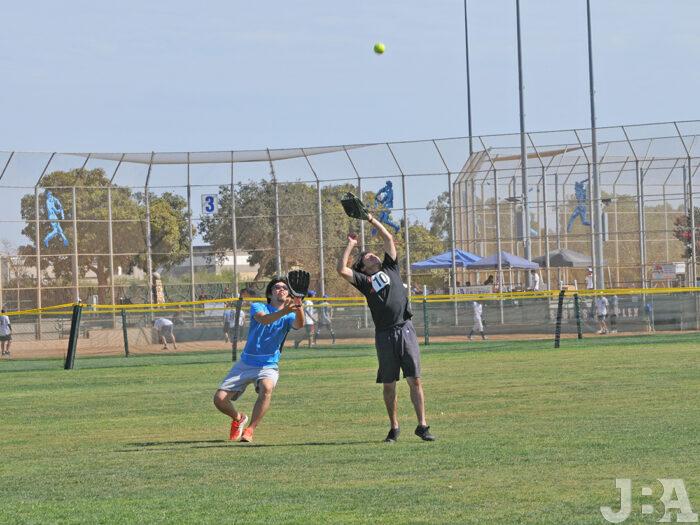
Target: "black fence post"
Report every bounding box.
[574,293,583,339]
[554,289,566,348]
[121,309,129,357]
[64,304,83,370]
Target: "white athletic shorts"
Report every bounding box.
[218,360,279,396]
[472,319,484,332]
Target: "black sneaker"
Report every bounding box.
[415,425,435,441]
[384,427,400,443]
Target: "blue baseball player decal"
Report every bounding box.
[43,191,69,247]
[566,180,591,233]
[372,180,400,236]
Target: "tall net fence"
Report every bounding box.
[1,120,700,320]
[2,288,698,369]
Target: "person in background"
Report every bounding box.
[585,268,594,290]
[237,305,247,339]
[644,302,655,333]
[154,317,177,350]
[609,295,620,333]
[595,295,609,334]
[468,301,486,341]
[295,291,317,348]
[315,294,336,345]
[0,309,12,358]
[531,270,541,291]
[223,304,234,343]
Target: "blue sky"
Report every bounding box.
[2,0,699,152]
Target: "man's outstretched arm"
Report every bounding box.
[367,213,396,261]
[292,297,305,329]
[254,299,302,326]
[337,234,357,284]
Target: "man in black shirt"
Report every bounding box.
[337,213,435,443]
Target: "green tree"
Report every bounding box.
[393,221,447,291]
[426,190,450,242]
[560,191,685,287]
[200,181,359,293]
[19,168,190,302]
[134,190,192,272]
[199,181,446,296]
[672,207,699,259]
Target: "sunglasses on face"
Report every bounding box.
[273,285,288,291]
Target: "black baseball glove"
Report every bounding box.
[287,269,311,299]
[341,192,370,221]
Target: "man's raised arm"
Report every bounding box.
[367,213,396,261]
[254,298,302,326]
[337,234,358,283]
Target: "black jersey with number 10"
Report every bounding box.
[350,253,413,331]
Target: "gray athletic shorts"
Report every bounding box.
[159,325,173,338]
[218,360,279,397]
[375,320,421,383]
[0,334,10,342]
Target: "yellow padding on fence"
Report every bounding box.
[418,286,700,303]
[7,286,700,317]
[4,303,75,317]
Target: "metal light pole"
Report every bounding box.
[186,154,195,305]
[267,150,282,276]
[71,187,79,303]
[144,153,155,305]
[230,152,239,295]
[515,0,532,282]
[463,0,473,156]
[587,0,605,289]
[433,140,459,325]
[674,122,697,286]
[302,148,326,297]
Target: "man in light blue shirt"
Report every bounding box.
[213,277,304,443]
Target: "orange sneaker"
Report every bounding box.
[240,427,254,443]
[229,413,248,441]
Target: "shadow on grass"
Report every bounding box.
[119,438,377,452]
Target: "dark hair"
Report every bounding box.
[352,251,369,273]
[265,277,289,304]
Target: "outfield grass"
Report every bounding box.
[1,334,699,524]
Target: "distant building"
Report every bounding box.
[165,246,259,279]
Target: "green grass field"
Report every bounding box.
[1,334,699,524]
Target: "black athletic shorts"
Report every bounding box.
[374,320,421,383]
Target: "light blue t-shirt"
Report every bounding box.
[240,302,297,367]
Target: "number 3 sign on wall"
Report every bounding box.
[201,194,217,215]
